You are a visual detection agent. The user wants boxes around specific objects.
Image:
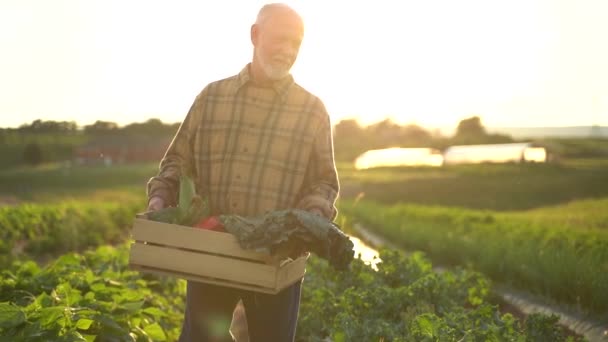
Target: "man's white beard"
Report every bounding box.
[257,50,291,80]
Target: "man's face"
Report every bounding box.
[254,13,304,80]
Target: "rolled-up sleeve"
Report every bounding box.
[146,95,201,206]
[296,107,340,220]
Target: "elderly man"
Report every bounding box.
[146,3,340,341]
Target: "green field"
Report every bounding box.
[339,198,608,315]
[4,157,608,210]
[338,159,608,211]
[337,158,608,318]
[0,162,155,203]
[1,156,606,340]
[0,199,582,341]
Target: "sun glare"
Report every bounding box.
[289,0,559,128]
[0,0,607,128]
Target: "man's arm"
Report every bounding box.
[146,97,201,209]
[296,109,340,221]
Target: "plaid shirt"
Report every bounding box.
[147,64,340,220]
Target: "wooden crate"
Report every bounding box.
[128,217,308,294]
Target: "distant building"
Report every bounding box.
[354,147,444,169]
[442,142,547,165]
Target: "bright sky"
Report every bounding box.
[1,0,607,129]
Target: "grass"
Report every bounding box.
[503,198,608,230]
[3,158,608,317]
[0,199,144,268]
[338,198,608,317]
[334,157,608,317]
[338,159,608,211]
[0,162,157,203]
[4,158,608,210]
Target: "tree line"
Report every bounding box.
[1,116,515,165]
[334,116,514,161]
[2,118,180,137]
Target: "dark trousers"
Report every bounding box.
[178,279,302,342]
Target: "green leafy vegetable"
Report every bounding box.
[146,175,209,226]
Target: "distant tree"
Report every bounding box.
[367,119,404,148]
[369,119,401,138]
[484,133,515,144]
[452,116,514,145]
[452,116,488,144]
[333,119,370,162]
[455,116,486,137]
[18,120,78,133]
[84,120,119,135]
[401,124,432,146]
[23,142,43,165]
[334,119,363,139]
[122,118,174,136]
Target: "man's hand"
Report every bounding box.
[147,196,165,212]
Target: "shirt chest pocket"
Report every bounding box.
[200,123,232,158]
[266,130,314,172]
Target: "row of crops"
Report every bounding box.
[0,200,585,341]
[0,200,141,268]
[339,199,608,317]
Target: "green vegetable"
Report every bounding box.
[147,175,209,226]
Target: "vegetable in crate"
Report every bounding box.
[145,176,353,270]
[220,209,354,271]
[146,175,209,226]
[194,215,225,232]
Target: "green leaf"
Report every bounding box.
[131,317,141,328]
[179,175,196,212]
[84,269,95,285]
[0,302,26,329]
[39,306,65,328]
[74,308,99,319]
[144,322,167,341]
[147,206,180,224]
[96,314,126,334]
[76,318,94,330]
[121,301,144,313]
[332,331,347,342]
[142,307,167,319]
[89,283,106,292]
[413,314,437,338]
[82,334,97,342]
[33,292,54,309]
[57,330,87,342]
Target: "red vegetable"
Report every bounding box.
[194,216,225,232]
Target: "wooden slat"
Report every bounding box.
[276,256,308,289]
[129,243,277,288]
[131,218,266,261]
[130,265,281,294]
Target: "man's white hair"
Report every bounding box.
[255,3,303,27]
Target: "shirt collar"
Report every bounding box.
[234,63,294,101]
